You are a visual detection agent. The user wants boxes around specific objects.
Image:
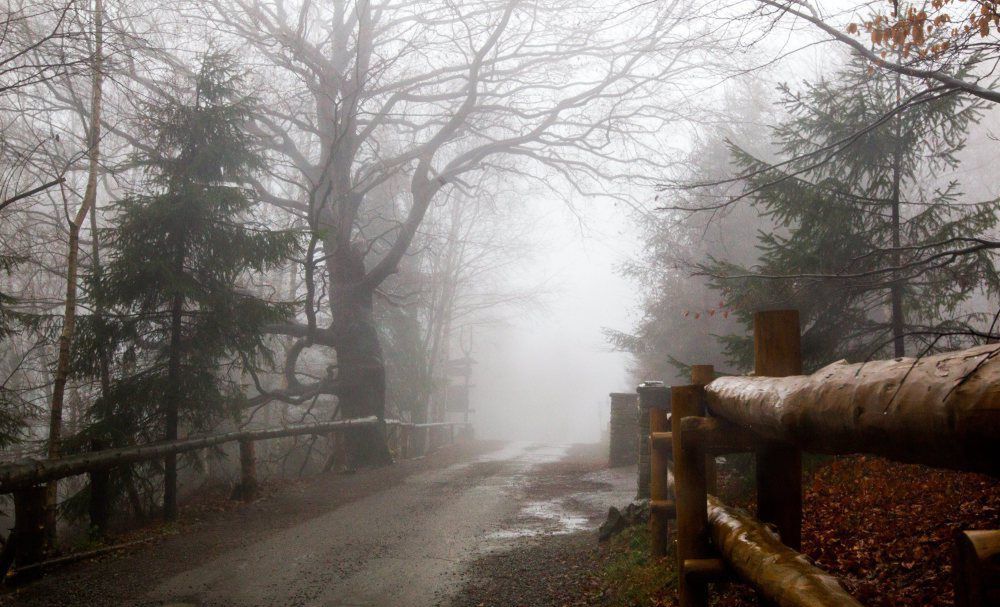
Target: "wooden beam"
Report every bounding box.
[691,365,717,494]
[954,530,1000,607]
[683,558,728,584]
[706,341,1000,475]
[650,432,673,449]
[707,496,862,607]
[673,384,710,607]
[650,499,676,517]
[0,417,381,494]
[649,396,673,558]
[679,417,759,454]
[752,310,803,551]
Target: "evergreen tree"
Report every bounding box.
[0,253,27,447]
[608,81,775,383]
[77,53,297,519]
[705,58,1000,371]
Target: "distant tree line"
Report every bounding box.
[0,0,719,550]
[617,53,1000,379]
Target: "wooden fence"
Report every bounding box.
[646,309,1000,607]
[0,416,469,576]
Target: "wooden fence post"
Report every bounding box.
[88,439,110,536]
[690,366,715,494]
[673,384,710,607]
[954,530,1000,607]
[236,439,257,502]
[753,309,803,551]
[636,381,664,499]
[13,485,46,568]
[640,382,672,558]
[387,425,397,456]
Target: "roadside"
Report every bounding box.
[2,441,639,607]
[1,440,498,606]
[447,444,635,607]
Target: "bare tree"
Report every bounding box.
[43,0,105,542]
[158,0,720,465]
[0,1,84,210]
[383,177,544,424]
[747,0,1000,103]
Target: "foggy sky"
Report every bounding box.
[470,196,639,444]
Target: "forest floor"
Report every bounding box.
[590,455,1000,607]
[1,440,498,606]
[0,440,632,607]
[449,453,1000,607]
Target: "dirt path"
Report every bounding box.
[2,442,633,607]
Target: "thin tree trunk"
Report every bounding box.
[890,63,905,358]
[163,290,183,520]
[45,0,104,545]
[89,186,110,395]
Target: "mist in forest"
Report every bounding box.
[3,0,1000,554]
[470,198,638,444]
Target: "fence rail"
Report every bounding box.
[643,309,1000,607]
[0,417,381,493]
[706,344,999,475]
[0,416,470,577]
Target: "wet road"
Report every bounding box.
[146,443,632,607]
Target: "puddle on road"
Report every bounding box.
[429,443,634,551]
[484,498,590,540]
[474,445,631,548]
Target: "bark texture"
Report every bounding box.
[706,343,1000,474]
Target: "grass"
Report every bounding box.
[601,526,678,607]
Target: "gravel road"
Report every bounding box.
[2,442,633,607]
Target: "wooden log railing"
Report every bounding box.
[0,416,469,576]
[643,309,1000,607]
[706,496,862,607]
[0,417,380,493]
[706,343,1000,476]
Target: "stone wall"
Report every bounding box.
[608,392,639,468]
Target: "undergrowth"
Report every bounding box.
[601,526,677,607]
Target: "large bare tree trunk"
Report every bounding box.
[328,241,391,467]
[45,0,104,546]
[336,328,391,467]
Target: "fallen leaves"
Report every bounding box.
[800,456,999,607]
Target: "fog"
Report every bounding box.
[471,198,639,444]
[4,0,1000,567]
